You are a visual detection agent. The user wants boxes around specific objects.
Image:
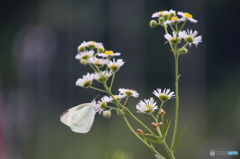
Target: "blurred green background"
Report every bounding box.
[1,0,240,158]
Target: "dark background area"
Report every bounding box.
[1,0,240,158]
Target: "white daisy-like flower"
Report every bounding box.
[97,50,121,58]
[75,73,94,88]
[95,96,111,113]
[164,31,184,44]
[86,41,104,49]
[168,9,176,17]
[151,10,168,18]
[94,70,113,82]
[180,29,202,47]
[107,58,124,71]
[75,50,94,60]
[77,41,89,52]
[103,94,126,103]
[136,98,158,114]
[177,11,197,23]
[153,88,175,102]
[88,57,109,67]
[152,9,176,19]
[164,16,184,25]
[119,88,139,98]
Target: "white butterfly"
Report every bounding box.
[60,101,97,133]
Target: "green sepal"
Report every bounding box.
[171,125,187,150]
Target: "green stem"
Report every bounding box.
[162,141,175,159]
[150,113,162,138]
[89,86,107,93]
[109,71,116,91]
[171,54,180,149]
[156,102,164,121]
[121,115,166,159]
[179,20,187,31]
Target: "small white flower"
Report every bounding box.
[168,9,176,17]
[76,73,94,88]
[86,41,104,49]
[107,58,124,71]
[164,31,184,44]
[153,88,175,102]
[77,41,89,52]
[164,16,184,25]
[98,50,121,58]
[94,70,113,82]
[151,10,168,18]
[95,96,111,113]
[181,29,202,47]
[75,50,94,60]
[136,98,158,114]
[177,12,197,23]
[103,94,126,103]
[152,9,176,19]
[88,57,109,67]
[119,88,139,98]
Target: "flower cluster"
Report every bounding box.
[75,41,142,117]
[75,41,124,88]
[75,41,176,117]
[150,9,197,26]
[150,9,202,50]
[136,88,175,114]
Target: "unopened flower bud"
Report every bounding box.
[102,110,111,118]
[80,59,88,65]
[159,17,165,25]
[151,122,158,128]
[137,129,144,135]
[159,109,166,115]
[97,46,105,53]
[78,46,85,52]
[149,20,157,28]
[178,47,188,54]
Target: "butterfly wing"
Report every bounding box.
[60,104,84,126]
[70,105,96,133]
[60,103,96,133]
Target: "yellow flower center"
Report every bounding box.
[159,94,169,101]
[88,41,97,49]
[184,12,193,18]
[145,105,152,109]
[125,90,133,96]
[159,10,167,14]
[171,16,179,21]
[89,41,96,45]
[95,59,100,64]
[105,50,114,55]
[110,64,118,71]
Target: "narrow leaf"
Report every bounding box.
[162,120,171,139]
[171,125,187,150]
[141,135,163,144]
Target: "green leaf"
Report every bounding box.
[162,119,171,139]
[141,135,163,144]
[171,125,187,150]
[154,154,165,159]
